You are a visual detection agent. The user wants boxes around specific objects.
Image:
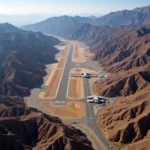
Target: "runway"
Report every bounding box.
[27,41,113,150]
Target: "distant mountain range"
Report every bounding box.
[0,14,49,26]
[22,15,99,35]
[22,5,150,35]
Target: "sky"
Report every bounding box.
[0,0,149,16]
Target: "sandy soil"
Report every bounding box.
[40,102,86,119]
[57,57,65,68]
[72,43,86,63]
[89,78,99,95]
[40,69,62,99]
[71,68,97,74]
[62,48,68,57]
[39,44,68,99]
[55,45,66,51]
[44,70,55,86]
[47,63,58,70]
[67,78,85,99]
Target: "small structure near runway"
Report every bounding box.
[98,74,108,79]
[87,95,107,104]
[74,72,97,78]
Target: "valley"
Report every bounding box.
[0,3,150,150]
[26,38,111,150]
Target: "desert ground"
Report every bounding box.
[67,77,85,99]
[71,68,97,74]
[72,42,87,63]
[40,101,86,119]
[89,78,99,95]
[39,45,68,99]
[44,69,62,98]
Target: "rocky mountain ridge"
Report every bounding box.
[0,23,60,96]
[22,5,150,35]
[0,95,94,150]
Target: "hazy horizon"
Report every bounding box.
[0,0,149,26]
[0,0,149,15]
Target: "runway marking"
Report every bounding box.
[55,46,70,98]
[66,45,74,97]
[55,101,66,105]
[71,44,74,62]
[66,70,71,97]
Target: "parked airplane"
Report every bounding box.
[75,72,92,78]
[87,95,106,104]
[81,72,91,78]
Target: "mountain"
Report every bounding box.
[61,22,150,149]
[22,15,99,35]
[63,24,150,72]
[22,5,150,35]
[0,95,93,150]
[97,5,150,27]
[0,23,60,96]
[97,86,150,150]
[0,24,94,150]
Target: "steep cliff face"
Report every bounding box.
[22,5,150,34]
[0,96,94,150]
[97,86,150,147]
[63,24,150,72]
[60,17,150,149]
[0,23,60,96]
[93,70,150,97]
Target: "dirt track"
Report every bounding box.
[68,78,85,99]
[40,101,86,119]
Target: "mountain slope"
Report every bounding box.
[0,95,94,150]
[97,5,150,27]
[22,15,99,35]
[63,24,150,72]
[22,5,150,35]
[0,24,94,150]
[60,20,150,149]
[0,23,60,96]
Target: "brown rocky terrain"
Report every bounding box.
[0,23,95,150]
[97,86,150,149]
[0,95,94,150]
[90,26,150,149]
[93,68,150,97]
[63,23,150,97]
[60,22,150,149]
[0,23,60,96]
